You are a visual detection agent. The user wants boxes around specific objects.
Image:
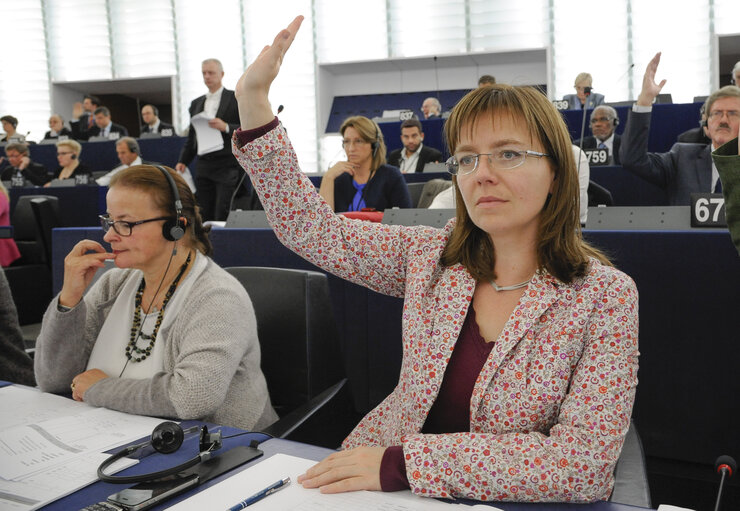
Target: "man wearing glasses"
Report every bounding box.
[579,105,622,165]
[620,52,740,205]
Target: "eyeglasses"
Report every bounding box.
[590,116,613,124]
[57,151,74,157]
[99,215,170,236]
[341,138,369,148]
[446,150,549,175]
[707,110,740,121]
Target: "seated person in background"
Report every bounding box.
[96,137,145,186]
[387,119,443,173]
[0,142,51,186]
[46,139,91,186]
[34,165,278,429]
[478,74,496,87]
[619,52,740,205]
[70,94,101,141]
[677,102,711,145]
[562,72,605,110]
[0,182,20,266]
[712,137,740,254]
[0,267,34,385]
[319,116,412,212]
[235,17,638,502]
[421,97,442,119]
[89,106,129,140]
[732,61,740,86]
[43,114,73,140]
[578,105,622,164]
[1,115,25,143]
[140,104,175,136]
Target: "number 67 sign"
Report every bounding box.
[690,193,727,227]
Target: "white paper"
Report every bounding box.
[191,112,224,156]
[0,386,89,430]
[168,453,458,511]
[0,452,136,511]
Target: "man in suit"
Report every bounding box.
[387,119,443,173]
[0,142,50,186]
[95,137,146,186]
[69,94,101,141]
[619,52,740,205]
[562,72,605,110]
[140,104,175,136]
[421,97,442,119]
[578,105,622,164]
[43,114,73,141]
[176,58,241,221]
[89,107,129,140]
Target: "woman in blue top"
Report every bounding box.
[319,116,412,212]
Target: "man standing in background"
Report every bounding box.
[176,58,241,222]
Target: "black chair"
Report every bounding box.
[30,197,61,267]
[224,266,353,447]
[610,421,651,507]
[406,182,426,208]
[588,180,614,207]
[11,195,59,265]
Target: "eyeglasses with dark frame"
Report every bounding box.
[445,150,550,176]
[99,215,171,236]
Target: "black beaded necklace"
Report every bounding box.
[126,252,192,362]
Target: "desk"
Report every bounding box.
[10,185,106,227]
[44,435,648,511]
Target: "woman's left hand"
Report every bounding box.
[297,446,386,493]
[71,369,108,401]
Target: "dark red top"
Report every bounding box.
[380,304,494,491]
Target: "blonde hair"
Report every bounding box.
[56,139,82,156]
[574,72,593,87]
[441,84,609,284]
[339,116,387,171]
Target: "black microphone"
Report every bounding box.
[277,104,284,114]
[714,455,737,511]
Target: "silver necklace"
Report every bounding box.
[489,278,531,292]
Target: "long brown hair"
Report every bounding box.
[440,84,609,284]
[110,165,213,256]
[340,116,387,171]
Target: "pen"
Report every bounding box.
[226,477,290,511]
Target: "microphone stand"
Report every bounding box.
[713,455,737,511]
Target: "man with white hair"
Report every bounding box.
[421,97,442,119]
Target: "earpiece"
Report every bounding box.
[154,165,185,241]
[371,122,380,157]
[612,116,619,128]
[71,153,77,160]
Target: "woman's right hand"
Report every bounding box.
[325,161,357,180]
[234,15,304,130]
[59,240,115,308]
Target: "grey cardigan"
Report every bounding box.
[34,256,277,430]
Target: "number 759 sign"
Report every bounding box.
[690,193,727,227]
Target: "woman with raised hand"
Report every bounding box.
[232,16,638,502]
[34,165,277,430]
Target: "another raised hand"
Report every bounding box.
[234,15,304,130]
[637,52,667,107]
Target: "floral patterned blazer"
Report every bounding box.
[234,124,639,503]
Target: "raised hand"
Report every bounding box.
[59,240,114,308]
[637,52,667,107]
[234,15,304,130]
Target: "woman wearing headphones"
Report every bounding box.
[46,139,91,186]
[34,165,277,430]
[319,116,412,212]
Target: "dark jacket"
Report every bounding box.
[387,145,444,173]
[578,134,622,165]
[332,164,412,212]
[1,161,51,186]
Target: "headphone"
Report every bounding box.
[154,165,185,242]
[70,153,77,160]
[370,122,380,158]
[98,422,222,484]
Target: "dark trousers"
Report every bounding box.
[194,163,241,222]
